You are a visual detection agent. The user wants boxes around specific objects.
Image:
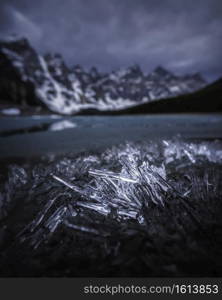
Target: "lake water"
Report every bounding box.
[0,114,222,158]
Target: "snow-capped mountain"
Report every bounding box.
[0,36,206,114]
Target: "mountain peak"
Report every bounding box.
[153,66,172,76]
[90,66,100,78]
[125,64,142,77]
[0,35,29,47]
[191,72,206,83]
[73,64,84,73]
[146,66,175,81]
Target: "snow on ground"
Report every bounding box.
[1,108,21,116]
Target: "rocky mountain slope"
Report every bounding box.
[0,36,206,114]
[96,77,222,115]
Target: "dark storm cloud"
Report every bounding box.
[0,0,222,80]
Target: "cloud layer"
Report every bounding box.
[0,0,222,80]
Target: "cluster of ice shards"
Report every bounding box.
[5,138,221,248]
[163,139,222,166]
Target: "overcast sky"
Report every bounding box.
[0,0,222,80]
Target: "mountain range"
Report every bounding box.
[0,36,211,115]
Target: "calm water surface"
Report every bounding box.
[0,114,221,158]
